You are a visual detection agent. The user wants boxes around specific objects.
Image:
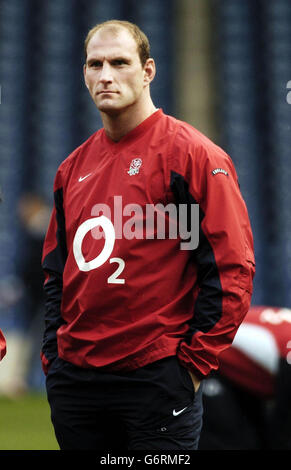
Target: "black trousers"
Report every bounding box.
[46,355,203,451]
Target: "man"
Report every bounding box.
[41,20,255,450]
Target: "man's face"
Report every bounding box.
[84,27,150,116]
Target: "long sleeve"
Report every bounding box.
[41,179,68,374]
[171,132,255,380]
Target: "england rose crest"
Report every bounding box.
[127,158,142,176]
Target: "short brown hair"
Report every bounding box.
[84,20,150,66]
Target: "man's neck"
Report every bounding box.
[101,100,157,142]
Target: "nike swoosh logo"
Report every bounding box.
[78,173,92,182]
[173,406,188,416]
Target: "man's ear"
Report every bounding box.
[83,64,89,89]
[143,58,156,86]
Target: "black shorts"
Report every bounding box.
[46,355,203,451]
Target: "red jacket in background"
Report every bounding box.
[219,305,291,397]
[0,329,6,360]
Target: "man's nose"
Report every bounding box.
[99,62,113,83]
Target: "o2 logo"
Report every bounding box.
[73,216,125,284]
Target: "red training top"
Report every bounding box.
[41,109,255,379]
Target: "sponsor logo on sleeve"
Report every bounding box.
[212,168,228,176]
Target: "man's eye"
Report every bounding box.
[89,61,102,67]
[112,60,126,66]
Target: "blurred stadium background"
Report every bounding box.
[0,0,291,450]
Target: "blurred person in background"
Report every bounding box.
[199,305,291,450]
[0,331,6,362]
[40,20,255,451]
[0,193,50,396]
[17,193,51,387]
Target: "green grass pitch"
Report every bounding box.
[0,393,59,450]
